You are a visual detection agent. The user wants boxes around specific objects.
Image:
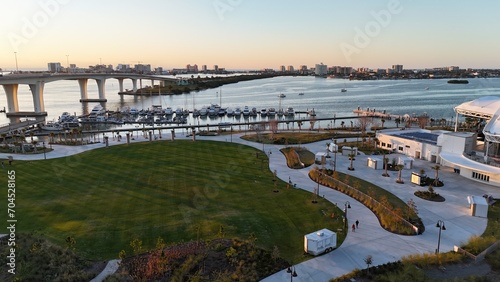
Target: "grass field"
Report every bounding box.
[0,140,344,263]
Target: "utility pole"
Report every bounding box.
[14,52,18,72]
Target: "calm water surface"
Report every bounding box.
[2,76,500,128]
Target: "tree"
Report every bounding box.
[406,198,418,219]
[395,117,401,128]
[364,255,373,274]
[297,121,303,132]
[431,164,441,186]
[396,164,404,183]
[357,116,372,135]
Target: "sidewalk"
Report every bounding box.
[0,132,492,281]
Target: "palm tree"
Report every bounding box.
[395,117,401,128]
[396,164,404,184]
[348,153,356,170]
[32,140,38,153]
[382,152,389,177]
[431,164,441,186]
[1,133,7,145]
[49,132,55,144]
[297,121,303,132]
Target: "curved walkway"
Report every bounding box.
[0,132,494,281]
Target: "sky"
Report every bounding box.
[1,0,500,71]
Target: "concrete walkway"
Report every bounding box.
[1,131,496,281]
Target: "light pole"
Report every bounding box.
[14,52,18,72]
[436,220,446,254]
[344,201,351,228]
[66,55,69,73]
[286,266,298,281]
[333,138,337,172]
[42,141,46,160]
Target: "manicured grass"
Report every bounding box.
[0,140,344,263]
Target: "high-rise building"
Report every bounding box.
[47,62,61,73]
[280,65,286,72]
[214,65,219,72]
[315,63,328,76]
[202,65,207,72]
[287,65,294,72]
[392,64,403,73]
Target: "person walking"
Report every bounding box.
[356,220,359,229]
[352,223,356,232]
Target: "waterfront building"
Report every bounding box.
[315,63,327,76]
[48,62,61,73]
[392,64,403,73]
[377,96,500,187]
[134,64,151,73]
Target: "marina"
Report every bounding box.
[0,75,498,138]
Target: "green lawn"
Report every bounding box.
[0,140,344,263]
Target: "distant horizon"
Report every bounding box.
[1,1,499,70]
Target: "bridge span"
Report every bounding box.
[0,73,175,117]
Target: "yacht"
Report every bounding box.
[260,108,267,117]
[286,107,295,116]
[341,88,347,93]
[226,108,234,117]
[199,107,208,116]
[267,108,276,117]
[175,108,183,116]
[234,107,242,117]
[164,107,174,115]
[277,108,284,117]
[242,106,250,116]
[42,121,64,131]
[278,93,286,98]
[90,104,105,116]
[129,108,139,115]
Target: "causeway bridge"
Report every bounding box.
[0,73,175,117]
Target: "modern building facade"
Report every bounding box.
[376,96,500,187]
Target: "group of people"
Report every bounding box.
[352,220,359,232]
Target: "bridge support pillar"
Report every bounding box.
[96,78,107,101]
[132,78,138,93]
[151,79,154,87]
[29,81,46,113]
[78,78,89,101]
[117,78,124,93]
[3,84,19,113]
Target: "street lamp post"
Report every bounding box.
[344,201,351,227]
[436,220,446,254]
[286,266,298,281]
[333,138,337,172]
[42,141,46,160]
[14,52,18,72]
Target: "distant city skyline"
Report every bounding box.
[1,0,500,70]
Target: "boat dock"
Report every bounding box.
[353,107,420,121]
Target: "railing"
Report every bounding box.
[454,241,500,263]
[316,170,420,234]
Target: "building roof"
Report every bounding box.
[454,96,500,142]
[398,131,440,145]
[454,96,500,119]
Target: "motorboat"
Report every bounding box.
[226,108,234,117]
[164,107,174,115]
[242,106,250,116]
[42,122,64,131]
[267,108,276,117]
[260,108,267,117]
[90,104,105,116]
[341,88,347,92]
[278,93,286,98]
[199,107,208,116]
[287,107,295,116]
[234,107,242,116]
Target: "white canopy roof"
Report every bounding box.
[455,96,500,142]
[454,96,500,119]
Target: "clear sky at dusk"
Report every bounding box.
[1,0,499,71]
